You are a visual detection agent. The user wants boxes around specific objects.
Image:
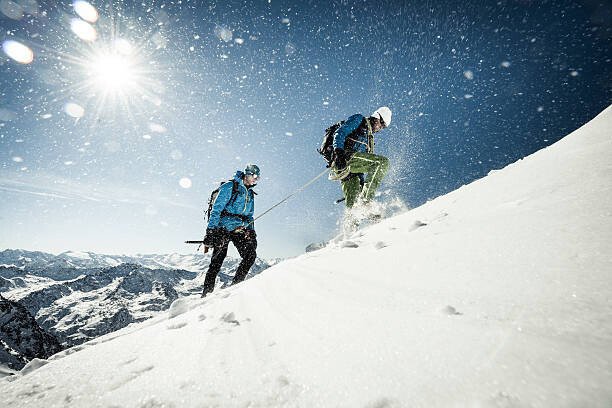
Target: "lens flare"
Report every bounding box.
[73,0,98,23]
[64,102,85,118]
[2,39,34,64]
[179,178,192,189]
[70,18,97,42]
[0,0,24,20]
[16,4,165,125]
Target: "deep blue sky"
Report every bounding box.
[1,0,610,258]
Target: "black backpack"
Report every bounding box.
[205,180,240,221]
[317,121,344,167]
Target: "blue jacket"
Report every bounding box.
[332,114,372,154]
[207,171,255,231]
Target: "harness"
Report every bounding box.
[220,210,252,222]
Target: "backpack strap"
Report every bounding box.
[220,181,254,222]
[365,117,374,153]
[228,180,240,206]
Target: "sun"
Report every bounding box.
[87,52,138,93]
[11,1,168,123]
[73,37,163,119]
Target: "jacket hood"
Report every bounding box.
[234,170,245,182]
[233,171,257,189]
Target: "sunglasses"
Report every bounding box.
[246,173,260,179]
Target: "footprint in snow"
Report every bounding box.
[408,220,427,231]
[119,357,138,366]
[364,397,402,408]
[374,241,388,249]
[340,240,359,248]
[485,391,522,407]
[277,375,290,387]
[167,321,188,330]
[221,312,240,326]
[443,305,463,316]
[108,365,155,390]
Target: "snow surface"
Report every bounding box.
[1,106,611,406]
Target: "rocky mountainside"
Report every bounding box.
[0,294,62,370]
[0,249,272,370]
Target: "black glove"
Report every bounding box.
[203,228,224,247]
[333,148,347,170]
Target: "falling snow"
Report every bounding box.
[0,0,609,261]
[214,25,233,42]
[148,123,166,133]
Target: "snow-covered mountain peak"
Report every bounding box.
[58,251,93,260]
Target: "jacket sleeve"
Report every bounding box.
[333,114,363,150]
[207,182,233,229]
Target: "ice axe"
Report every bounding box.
[184,240,210,253]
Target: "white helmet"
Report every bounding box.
[371,106,392,127]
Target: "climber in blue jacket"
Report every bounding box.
[201,164,260,297]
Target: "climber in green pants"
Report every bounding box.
[340,152,389,208]
[331,106,392,208]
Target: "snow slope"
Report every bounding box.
[1,106,611,407]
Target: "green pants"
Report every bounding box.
[340,152,389,208]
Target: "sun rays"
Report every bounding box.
[2,1,168,128]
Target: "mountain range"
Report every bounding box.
[0,249,272,370]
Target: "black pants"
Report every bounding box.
[202,229,257,296]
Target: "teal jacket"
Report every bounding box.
[207,171,255,231]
